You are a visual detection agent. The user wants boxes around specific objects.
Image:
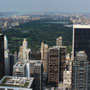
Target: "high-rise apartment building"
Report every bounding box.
[63,69,72,88]
[48,46,66,85]
[34,61,43,90]
[29,51,41,60]
[10,54,15,76]
[72,51,89,90]
[72,25,90,61]
[29,60,43,90]
[13,51,18,64]
[13,60,30,77]
[22,38,28,60]
[29,60,42,77]
[13,60,43,90]
[18,38,31,60]
[13,61,26,77]
[41,42,48,72]
[19,46,23,59]
[56,36,62,46]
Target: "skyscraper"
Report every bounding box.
[72,25,90,61]
[22,38,28,60]
[0,34,5,79]
[48,46,67,85]
[41,42,44,60]
[13,60,30,77]
[4,35,10,76]
[19,46,23,59]
[29,60,42,77]
[34,61,43,90]
[10,54,15,76]
[72,51,89,90]
[63,69,72,88]
[41,42,48,72]
[56,36,62,46]
[13,61,26,77]
[29,51,41,60]
[18,38,31,60]
[13,51,18,64]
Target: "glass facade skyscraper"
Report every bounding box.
[72,51,89,90]
[0,34,5,79]
[72,25,90,61]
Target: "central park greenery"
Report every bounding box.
[3,19,72,53]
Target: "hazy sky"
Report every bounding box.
[0,0,90,13]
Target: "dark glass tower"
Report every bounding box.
[72,25,90,61]
[0,34,5,79]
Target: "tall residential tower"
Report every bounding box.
[72,51,89,90]
[48,46,67,85]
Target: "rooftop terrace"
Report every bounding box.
[0,76,34,88]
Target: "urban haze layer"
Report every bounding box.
[0,12,90,90]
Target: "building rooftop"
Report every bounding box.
[73,25,90,28]
[58,83,69,88]
[0,76,34,88]
[30,60,42,63]
[15,60,42,64]
[34,61,42,66]
[49,46,66,50]
[76,51,87,57]
[14,61,26,67]
[57,36,62,40]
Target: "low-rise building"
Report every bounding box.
[0,76,35,90]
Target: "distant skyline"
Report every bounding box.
[0,0,90,14]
